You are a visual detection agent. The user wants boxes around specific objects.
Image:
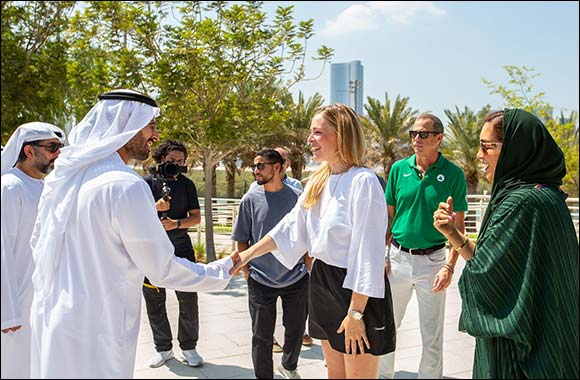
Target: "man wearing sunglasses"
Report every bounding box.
[249,147,303,192]
[380,114,468,379]
[1,122,66,379]
[248,147,312,352]
[232,148,308,379]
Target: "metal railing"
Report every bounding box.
[465,194,579,236]
[192,195,580,243]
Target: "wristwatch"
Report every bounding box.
[176,219,181,229]
[348,309,364,320]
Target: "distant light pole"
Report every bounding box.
[349,79,361,114]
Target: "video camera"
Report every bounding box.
[149,160,187,218]
[149,160,187,179]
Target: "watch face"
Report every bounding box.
[349,310,363,320]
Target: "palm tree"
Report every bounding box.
[286,91,324,179]
[362,92,417,179]
[262,90,323,179]
[442,105,491,194]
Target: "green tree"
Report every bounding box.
[136,2,332,261]
[555,110,579,196]
[442,105,491,194]
[362,92,417,179]
[1,1,76,142]
[1,1,333,261]
[483,65,579,196]
[65,1,152,121]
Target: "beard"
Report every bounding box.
[256,174,273,185]
[36,160,55,174]
[123,132,151,161]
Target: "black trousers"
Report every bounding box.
[143,252,199,352]
[248,274,309,379]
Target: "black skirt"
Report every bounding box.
[308,259,396,356]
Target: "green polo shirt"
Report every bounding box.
[386,153,468,249]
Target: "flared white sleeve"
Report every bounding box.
[112,180,232,292]
[267,193,310,270]
[1,187,23,329]
[343,174,388,298]
[1,224,21,330]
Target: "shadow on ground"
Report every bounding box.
[207,274,248,298]
[393,370,462,379]
[154,358,256,379]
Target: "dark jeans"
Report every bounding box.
[248,274,309,379]
[143,280,199,352]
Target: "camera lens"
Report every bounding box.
[164,162,178,177]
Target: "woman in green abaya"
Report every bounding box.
[433,108,578,379]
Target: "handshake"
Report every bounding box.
[226,236,275,276]
[228,250,245,276]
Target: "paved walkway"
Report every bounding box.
[134,250,475,379]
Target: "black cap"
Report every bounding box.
[98,90,158,107]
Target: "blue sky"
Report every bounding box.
[263,1,579,123]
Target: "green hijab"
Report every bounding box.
[479,108,566,237]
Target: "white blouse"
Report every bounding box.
[268,166,388,298]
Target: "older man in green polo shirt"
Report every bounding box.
[379,113,468,379]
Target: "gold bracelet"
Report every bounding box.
[456,236,469,251]
[443,263,455,273]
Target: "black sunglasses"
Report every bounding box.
[250,162,276,171]
[33,142,65,153]
[409,130,440,139]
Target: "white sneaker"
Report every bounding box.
[278,364,301,379]
[181,349,203,367]
[273,338,283,353]
[148,350,173,368]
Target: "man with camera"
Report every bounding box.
[142,139,204,368]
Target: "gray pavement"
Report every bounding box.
[134,247,474,379]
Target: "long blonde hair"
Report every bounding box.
[303,104,366,209]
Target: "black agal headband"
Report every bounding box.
[98,90,158,107]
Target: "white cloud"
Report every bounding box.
[369,1,446,23]
[320,1,446,37]
[319,4,379,37]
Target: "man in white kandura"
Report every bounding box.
[29,89,239,379]
[1,122,66,379]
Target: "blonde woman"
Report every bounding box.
[231,104,395,379]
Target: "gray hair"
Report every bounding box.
[417,113,444,133]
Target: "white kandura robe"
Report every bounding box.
[1,168,44,379]
[30,154,233,379]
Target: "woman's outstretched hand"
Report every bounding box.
[230,250,249,275]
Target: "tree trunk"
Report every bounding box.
[290,160,303,180]
[224,157,237,198]
[211,163,218,198]
[382,157,395,181]
[466,173,479,194]
[203,157,216,263]
[290,152,305,180]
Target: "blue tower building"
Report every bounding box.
[330,60,364,115]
